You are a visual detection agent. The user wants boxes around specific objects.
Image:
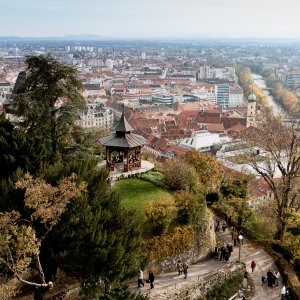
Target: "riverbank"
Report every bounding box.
[252,73,287,117]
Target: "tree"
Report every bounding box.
[0,173,86,298]
[173,190,204,225]
[240,115,300,240]
[98,284,148,300]
[0,114,47,179]
[161,158,198,191]
[39,160,144,293]
[184,150,224,192]
[12,54,85,161]
[144,198,176,235]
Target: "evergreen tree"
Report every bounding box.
[39,160,143,293]
[12,54,85,161]
[0,114,47,179]
[98,284,148,300]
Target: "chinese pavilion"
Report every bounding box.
[99,113,148,172]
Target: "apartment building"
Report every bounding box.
[75,102,113,130]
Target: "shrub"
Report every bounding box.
[174,190,205,225]
[144,198,176,235]
[206,273,244,300]
[146,225,195,260]
[140,171,165,188]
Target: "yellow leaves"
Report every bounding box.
[0,284,17,299]
[16,172,87,225]
[184,150,224,191]
[144,198,176,235]
[280,232,300,262]
[146,226,195,261]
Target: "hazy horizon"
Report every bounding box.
[2,0,300,39]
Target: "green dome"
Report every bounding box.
[248,93,256,102]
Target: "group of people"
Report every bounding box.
[261,269,290,299]
[137,270,155,289]
[176,260,189,279]
[262,269,287,288]
[214,242,233,262]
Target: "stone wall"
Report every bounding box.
[147,211,216,274]
[146,262,246,300]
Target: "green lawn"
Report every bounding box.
[113,178,173,218]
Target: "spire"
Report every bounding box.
[248,86,256,102]
[114,112,134,133]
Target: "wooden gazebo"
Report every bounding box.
[99,113,148,172]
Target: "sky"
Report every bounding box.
[1,0,300,38]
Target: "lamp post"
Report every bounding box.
[238,234,243,263]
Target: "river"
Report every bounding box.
[252,73,286,117]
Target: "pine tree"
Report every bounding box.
[39,159,144,293]
[12,54,85,161]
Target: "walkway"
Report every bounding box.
[131,229,281,299]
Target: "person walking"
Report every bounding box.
[232,229,238,246]
[177,260,183,275]
[214,246,219,260]
[267,269,273,287]
[183,263,188,279]
[227,243,233,258]
[251,260,256,272]
[137,270,144,288]
[274,270,280,287]
[281,285,286,300]
[282,270,288,286]
[222,221,227,232]
[148,271,155,289]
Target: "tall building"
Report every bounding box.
[216,84,230,108]
[246,92,257,127]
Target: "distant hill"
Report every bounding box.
[0,34,112,41]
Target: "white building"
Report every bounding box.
[179,130,228,152]
[75,103,113,130]
[229,85,244,107]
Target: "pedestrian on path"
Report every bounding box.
[226,243,233,259]
[222,221,227,232]
[250,260,256,272]
[281,285,286,300]
[137,270,144,288]
[214,246,219,260]
[176,260,183,275]
[274,270,280,287]
[183,263,188,279]
[148,271,155,289]
[232,228,238,246]
[282,270,288,286]
[267,269,274,287]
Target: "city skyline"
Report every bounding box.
[2,0,300,38]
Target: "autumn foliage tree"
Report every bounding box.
[184,150,224,192]
[240,115,300,240]
[144,198,176,235]
[0,173,86,298]
[161,158,198,191]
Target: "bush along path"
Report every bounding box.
[130,228,282,299]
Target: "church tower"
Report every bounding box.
[246,91,257,127]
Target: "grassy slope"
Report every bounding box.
[113,178,173,218]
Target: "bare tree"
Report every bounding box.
[240,114,300,240]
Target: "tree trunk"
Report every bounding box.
[275,219,286,241]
